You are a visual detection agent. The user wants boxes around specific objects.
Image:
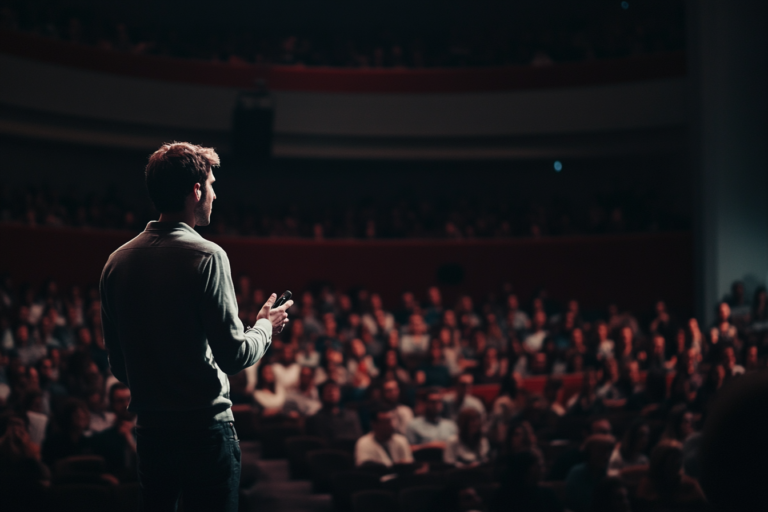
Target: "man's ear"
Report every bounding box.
[194,183,202,201]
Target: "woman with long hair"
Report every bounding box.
[444,408,490,467]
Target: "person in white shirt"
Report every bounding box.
[442,373,486,422]
[272,345,301,392]
[380,378,414,435]
[444,408,490,467]
[523,310,548,354]
[253,363,286,413]
[355,407,413,467]
[400,313,430,356]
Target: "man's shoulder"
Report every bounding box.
[108,228,225,260]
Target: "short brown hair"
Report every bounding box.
[145,142,220,213]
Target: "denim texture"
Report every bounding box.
[136,421,241,512]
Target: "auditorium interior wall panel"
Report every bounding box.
[1,225,693,314]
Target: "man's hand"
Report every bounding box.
[257,293,294,334]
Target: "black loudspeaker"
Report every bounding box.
[232,84,274,164]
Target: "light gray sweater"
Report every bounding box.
[100,221,271,427]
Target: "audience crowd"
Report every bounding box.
[1,269,767,510]
[0,183,689,239]
[0,1,685,68]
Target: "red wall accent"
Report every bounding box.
[0,225,693,313]
[0,30,685,93]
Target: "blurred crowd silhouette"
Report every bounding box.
[0,183,690,239]
[0,0,685,67]
[1,269,766,511]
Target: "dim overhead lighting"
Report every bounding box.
[621,1,629,9]
[554,161,563,172]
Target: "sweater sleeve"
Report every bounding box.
[200,250,272,375]
[100,263,128,384]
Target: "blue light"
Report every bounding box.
[621,1,629,9]
[554,161,563,172]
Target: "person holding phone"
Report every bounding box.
[100,142,293,512]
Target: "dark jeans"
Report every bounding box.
[136,421,241,512]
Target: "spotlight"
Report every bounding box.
[554,161,563,172]
[621,1,629,9]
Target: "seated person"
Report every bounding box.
[565,434,616,512]
[607,418,649,476]
[355,406,413,467]
[444,408,490,467]
[405,388,458,449]
[380,378,414,435]
[306,380,362,443]
[272,345,301,392]
[415,341,452,388]
[92,383,137,481]
[41,398,94,466]
[253,363,286,414]
[442,373,486,421]
[283,366,322,418]
[635,440,706,508]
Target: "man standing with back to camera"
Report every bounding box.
[100,142,293,511]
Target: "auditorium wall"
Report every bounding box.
[0,224,693,315]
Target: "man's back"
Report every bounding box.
[100,221,271,426]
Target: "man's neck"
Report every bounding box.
[374,432,391,444]
[158,211,195,228]
[425,413,439,424]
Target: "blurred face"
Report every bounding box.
[425,393,443,417]
[372,411,395,440]
[457,374,473,395]
[72,407,90,432]
[282,346,295,364]
[299,367,314,389]
[411,314,427,335]
[597,324,608,340]
[680,412,694,438]
[194,170,216,226]
[439,328,451,345]
[461,296,473,311]
[724,347,736,367]
[383,381,399,403]
[634,425,650,452]
[507,295,519,310]
[718,302,731,322]
[466,414,482,436]
[38,359,53,380]
[572,328,584,347]
[653,336,665,355]
[261,365,275,383]
[370,294,382,311]
[428,287,441,306]
[321,383,341,406]
[111,388,132,416]
[16,325,29,344]
[385,350,398,368]
[533,310,546,330]
[592,420,612,436]
[443,310,457,328]
[621,327,633,350]
[352,339,366,358]
[78,327,92,346]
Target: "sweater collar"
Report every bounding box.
[145,221,200,237]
